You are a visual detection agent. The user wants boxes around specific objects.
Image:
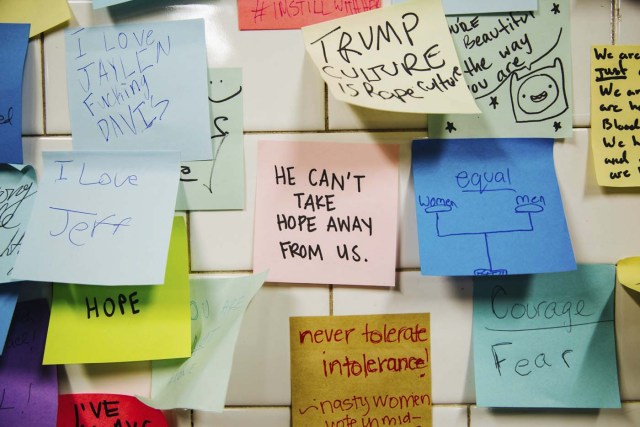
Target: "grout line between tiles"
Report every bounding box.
[612,0,620,44]
[39,33,47,135]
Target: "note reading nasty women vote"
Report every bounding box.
[58,394,167,427]
[429,0,573,139]
[0,299,58,427]
[290,313,432,427]
[176,68,246,211]
[0,165,37,283]
[139,272,266,412]
[412,138,575,277]
[302,0,480,114]
[253,141,398,286]
[0,24,30,164]
[65,19,212,160]
[473,265,621,408]
[238,0,380,30]
[11,151,180,285]
[42,217,191,365]
[0,284,19,354]
[591,45,640,187]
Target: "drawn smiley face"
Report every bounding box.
[516,74,559,114]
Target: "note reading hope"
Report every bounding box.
[253,141,398,286]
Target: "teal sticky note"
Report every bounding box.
[412,137,575,276]
[429,0,572,138]
[93,0,132,8]
[11,151,180,285]
[64,20,212,161]
[473,265,621,408]
[176,68,245,211]
[391,0,538,15]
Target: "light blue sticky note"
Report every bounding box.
[391,0,538,15]
[0,24,30,164]
[473,264,621,408]
[429,0,572,138]
[0,165,37,284]
[0,284,19,355]
[412,137,575,276]
[64,20,212,161]
[176,68,245,211]
[93,0,132,9]
[138,272,266,411]
[11,151,180,285]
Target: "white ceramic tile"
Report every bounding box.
[470,403,640,426]
[328,94,428,130]
[169,409,192,427]
[433,405,468,427]
[22,38,44,135]
[43,0,325,134]
[21,137,73,180]
[617,0,640,44]
[58,362,151,396]
[189,132,423,272]
[224,282,330,405]
[194,407,290,427]
[615,280,640,401]
[333,272,475,404]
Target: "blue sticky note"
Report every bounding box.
[390,0,538,14]
[93,0,133,9]
[0,284,19,355]
[0,24,30,164]
[11,151,180,285]
[473,265,621,408]
[64,20,212,161]
[412,138,575,276]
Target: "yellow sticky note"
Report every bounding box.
[590,45,640,187]
[290,313,432,427]
[618,257,640,292]
[0,0,71,38]
[43,217,191,364]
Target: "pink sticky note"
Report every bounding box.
[237,0,381,30]
[253,141,398,286]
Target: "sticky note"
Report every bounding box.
[238,0,381,30]
[0,24,30,164]
[58,394,167,427]
[412,138,575,276]
[0,0,70,38]
[392,0,538,15]
[176,68,245,211]
[65,20,212,161]
[290,313,432,427]
[0,165,37,283]
[302,0,480,114]
[473,265,621,408]
[93,0,133,8]
[0,284,19,354]
[12,151,180,285]
[139,272,266,411]
[253,141,399,286]
[429,0,573,138]
[617,257,640,292]
[0,299,58,426]
[590,45,640,186]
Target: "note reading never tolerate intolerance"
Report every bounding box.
[176,68,246,211]
[11,151,180,285]
[0,299,58,427]
[0,0,70,38]
[473,265,621,408]
[139,272,266,412]
[291,313,432,427]
[0,24,30,164]
[412,138,575,277]
[65,19,212,161]
[253,141,398,286]
[302,0,479,114]
[591,45,640,186]
[429,0,573,139]
[58,394,167,427]
[42,217,191,365]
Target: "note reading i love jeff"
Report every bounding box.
[65,20,212,161]
[591,45,640,186]
[253,141,398,286]
[11,151,180,285]
[302,0,479,114]
[473,265,621,408]
[57,394,167,427]
[291,313,432,427]
[429,0,573,139]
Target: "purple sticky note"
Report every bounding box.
[0,299,57,426]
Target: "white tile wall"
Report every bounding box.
[16,0,639,426]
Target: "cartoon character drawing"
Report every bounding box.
[509,58,568,123]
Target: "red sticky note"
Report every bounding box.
[57,394,167,427]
